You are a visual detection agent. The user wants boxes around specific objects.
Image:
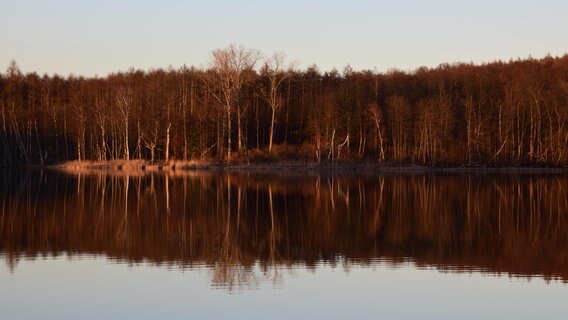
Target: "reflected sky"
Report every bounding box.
[1,255,566,320]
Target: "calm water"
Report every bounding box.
[1,169,567,319]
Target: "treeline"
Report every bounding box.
[1,46,567,166]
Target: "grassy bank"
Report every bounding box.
[43,159,568,175]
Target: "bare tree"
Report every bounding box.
[73,104,87,161]
[368,103,385,161]
[142,119,160,163]
[92,98,108,161]
[204,45,260,160]
[116,87,131,161]
[260,52,292,153]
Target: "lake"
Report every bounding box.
[1,169,567,319]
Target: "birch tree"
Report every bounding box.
[205,45,259,160]
[116,87,131,160]
[261,52,292,153]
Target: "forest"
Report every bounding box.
[1,45,567,167]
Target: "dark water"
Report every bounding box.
[1,169,567,319]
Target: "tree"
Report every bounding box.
[260,52,292,153]
[368,102,385,161]
[205,45,260,160]
[116,86,132,160]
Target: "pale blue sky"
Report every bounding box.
[1,0,567,76]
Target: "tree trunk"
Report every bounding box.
[124,116,129,161]
[136,120,141,159]
[237,104,242,152]
[165,122,171,162]
[269,108,276,152]
[227,108,232,160]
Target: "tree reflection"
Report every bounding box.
[0,170,567,288]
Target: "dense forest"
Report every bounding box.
[1,46,567,166]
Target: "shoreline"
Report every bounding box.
[3,160,565,175]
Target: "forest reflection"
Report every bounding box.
[1,170,567,289]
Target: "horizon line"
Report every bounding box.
[5,52,568,79]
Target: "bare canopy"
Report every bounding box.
[205,44,260,160]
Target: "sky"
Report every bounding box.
[1,0,567,77]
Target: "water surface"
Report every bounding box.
[1,170,567,319]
